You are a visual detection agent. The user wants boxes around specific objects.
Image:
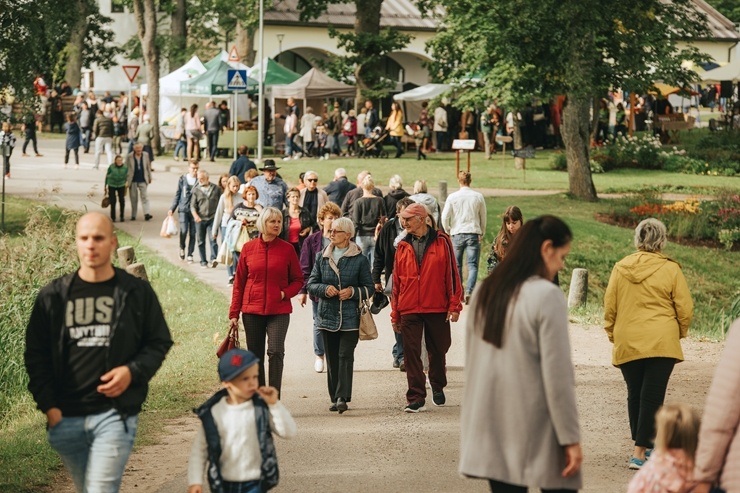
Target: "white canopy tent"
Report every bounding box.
[701,60,740,84]
[393,83,452,102]
[155,55,207,125]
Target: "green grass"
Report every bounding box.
[481,195,740,339]
[0,197,225,492]
[205,149,737,194]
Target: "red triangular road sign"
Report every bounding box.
[122,65,140,83]
[228,45,240,62]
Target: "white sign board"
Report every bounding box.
[452,139,476,150]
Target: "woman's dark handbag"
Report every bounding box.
[101,189,110,208]
[216,324,240,358]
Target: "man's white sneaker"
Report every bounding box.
[314,357,324,373]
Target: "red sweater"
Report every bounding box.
[391,230,463,324]
[229,236,304,318]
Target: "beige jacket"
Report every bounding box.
[694,319,740,492]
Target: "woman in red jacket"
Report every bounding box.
[229,207,304,395]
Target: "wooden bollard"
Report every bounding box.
[567,268,588,308]
[126,262,149,281]
[117,246,135,267]
[439,180,448,203]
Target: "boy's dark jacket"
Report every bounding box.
[24,267,173,417]
[193,388,279,492]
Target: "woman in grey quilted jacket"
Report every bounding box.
[306,217,374,414]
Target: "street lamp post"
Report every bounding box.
[257,0,265,161]
[277,34,284,58]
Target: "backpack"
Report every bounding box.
[325,117,335,131]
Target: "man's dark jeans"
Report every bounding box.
[207,131,219,160]
[179,211,196,257]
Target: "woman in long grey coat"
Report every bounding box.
[306,217,374,414]
[460,215,582,492]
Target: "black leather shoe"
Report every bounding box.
[336,397,348,414]
[329,403,338,412]
[144,214,153,221]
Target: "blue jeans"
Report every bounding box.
[393,331,404,362]
[312,300,325,357]
[179,211,196,257]
[196,218,218,265]
[222,480,261,493]
[355,235,375,266]
[452,233,480,295]
[174,139,186,159]
[47,409,138,493]
[285,134,303,157]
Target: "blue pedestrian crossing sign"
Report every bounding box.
[227,69,248,91]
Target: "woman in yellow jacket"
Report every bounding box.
[385,102,404,158]
[604,218,693,471]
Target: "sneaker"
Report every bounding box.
[144,214,153,221]
[131,216,136,221]
[4,173,9,179]
[329,403,338,412]
[432,390,446,407]
[404,401,426,413]
[179,249,185,260]
[464,292,471,305]
[22,153,29,157]
[211,259,218,268]
[227,276,234,286]
[399,360,405,372]
[35,153,43,157]
[314,357,324,373]
[200,262,208,268]
[282,156,291,161]
[293,152,302,159]
[187,255,194,264]
[628,457,645,470]
[392,358,400,369]
[645,449,653,459]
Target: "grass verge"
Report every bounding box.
[481,195,740,339]
[0,197,225,492]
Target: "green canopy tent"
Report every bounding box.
[248,58,302,86]
[180,61,258,96]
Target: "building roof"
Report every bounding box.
[691,0,740,40]
[265,0,439,31]
[265,0,739,40]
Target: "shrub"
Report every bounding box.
[550,152,567,171]
[0,208,81,422]
[593,133,664,170]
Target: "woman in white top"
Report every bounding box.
[213,176,243,284]
[185,104,202,161]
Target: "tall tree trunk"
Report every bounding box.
[235,23,256,67]
[169,0,187,69]
[353,0,382,109]
[561,94,597,201]
[133,0,160,154]
[64,0,90,87]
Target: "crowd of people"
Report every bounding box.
[15,86,739,491]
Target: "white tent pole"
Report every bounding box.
[257,0,265,161]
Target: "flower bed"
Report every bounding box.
[601,191,740,250]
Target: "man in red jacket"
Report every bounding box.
[391,203,462,413]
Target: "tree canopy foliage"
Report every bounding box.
[420,0,709,109]
[297,0,411,100]
[0,0,119,104]
[706,0,740,23]
[419,0,710,200]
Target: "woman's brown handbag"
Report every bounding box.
[101,189,110,208]
[216,324,241,358]
[358,287,378,341]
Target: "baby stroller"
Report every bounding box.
[357,126,389,158]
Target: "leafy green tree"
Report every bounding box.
[297,0,411,103]
[705,0,740,23]
[0,0,119,107]
[420,0,708,201]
